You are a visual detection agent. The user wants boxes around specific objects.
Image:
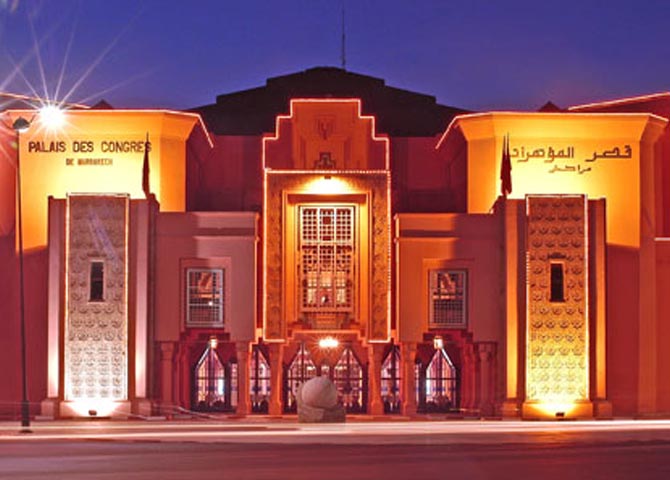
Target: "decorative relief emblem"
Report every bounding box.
[314,152,336,169]
[316,116,335,140]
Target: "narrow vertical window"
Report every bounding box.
[89,261,104,302]
[550,262,565,302]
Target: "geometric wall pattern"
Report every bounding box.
[64,194,128,401]
[525,195,589,403]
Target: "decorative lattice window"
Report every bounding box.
[429,270,467,328]
[186,268,224,327]
[299,206,355,312]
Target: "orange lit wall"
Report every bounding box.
[0,110,206,250]
[438,112,667,417]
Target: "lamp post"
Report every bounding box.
[12,116,31,433]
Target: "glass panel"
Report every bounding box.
[381,346,401,413]
[333,346,365,413]
[250,346,271,413]
[421,348,457,413]
[284,343,317,412]
[194,346,226,410]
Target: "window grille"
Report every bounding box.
[299,206,354,312]
[250,346,271,413]
[429,270,467,328]
[186,268,224,327]
[333,346,365,413]
[381,345,402,413]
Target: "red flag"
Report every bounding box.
[500,133,512,197]
[142,133,151,198]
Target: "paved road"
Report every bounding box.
[1,420,670,479]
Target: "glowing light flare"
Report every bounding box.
[68,399,120,418]
[318,337,340,349]
[39,104,66,131]
[532,402,579,418]
[302,176,353,195]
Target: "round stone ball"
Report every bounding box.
[300,376,338,409]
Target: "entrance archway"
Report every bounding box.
[192,344,238,412]
[416,347,458,413]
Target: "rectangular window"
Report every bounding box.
[186,268,224,327]
[429,270,467,328]
[550,262,565,302]
[89,261,104,302]
[299,206,354,312]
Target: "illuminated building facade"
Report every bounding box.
[2,68,670,419]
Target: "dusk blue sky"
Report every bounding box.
[1,0,669,111]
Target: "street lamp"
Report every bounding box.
[13,115,31,433]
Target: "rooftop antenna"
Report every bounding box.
[341,2,346,70]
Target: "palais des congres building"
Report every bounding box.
[1,67,670,420]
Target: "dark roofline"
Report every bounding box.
[192,67,469,137]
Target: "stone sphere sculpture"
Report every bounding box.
[297,376,346,423]
[300,376,338,409]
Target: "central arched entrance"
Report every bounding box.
[283,341,367,413]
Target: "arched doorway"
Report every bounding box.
[416,347,458,413]
[192,344,237,412]
[283,343,318,412]
[282,342,368,413]
[333,346,366,413]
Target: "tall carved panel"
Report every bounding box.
[264,173,390,341]
[526,195,588,404]
[65,195,128,401]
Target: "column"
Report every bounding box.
[268,343,284,416]
[401,342,417,416]
[159,342,175,411]
[461,345,476,414]
[477,342,496,417]
[236,342,251,416]
[367,344,385,415]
